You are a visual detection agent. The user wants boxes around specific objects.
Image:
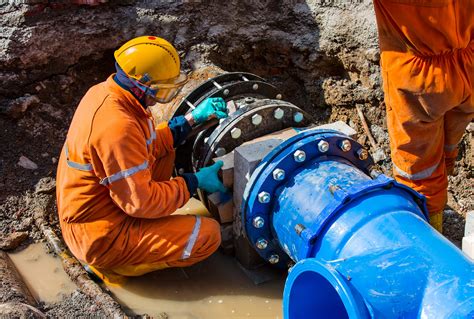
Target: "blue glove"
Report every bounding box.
[192,97,228,124]
[195,161,227,193]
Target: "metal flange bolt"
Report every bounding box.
[318,140,329,153]
[293,150,306,162]
[276,94,282,100]
[268,254,280,264]
[340,139,352,152]
[253,216,265,228]
[245,97,255,104]
[256,238,268,250]
[223,89,230,96]
[231,128,242,139]
[252,83,259,90]
[258,191,271,204]
[357,148,369,160]
[274,108,284,120]
[273,168,286,181]
[293,112,304,123]
[251,114,263,126]
[215,147,226,157]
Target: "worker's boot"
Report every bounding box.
[429,212,443,234]
[83,264,127,286]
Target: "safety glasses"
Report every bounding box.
[148,72,189,103]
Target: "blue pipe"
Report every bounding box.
[241,129,474,318]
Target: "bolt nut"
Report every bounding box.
[258,191,270,204]
[256,238,268,250]
[204,137,209,144]
[357,148,369,160]
[223,89,230,96]
[219,118,225,124]
[268,254,280,264]
[369,168,382,179]
[178,168,185,175]
[274,108,284,120]
[252,83,259,90]
[253,216,265,228]
[318,140,329,153]
[340,139,352,152]
[245,97,255,104]
[251,114,263,126]
[293,150,306,162]
[276,93,283,100]
[272,168,285,181]
[293,112,304,123]
[230,128,242,139]
[215,147,226,157]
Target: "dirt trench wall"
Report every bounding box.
[0,0,381,109]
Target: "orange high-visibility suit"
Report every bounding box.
[56,76,221,275]
[373,0,474,231]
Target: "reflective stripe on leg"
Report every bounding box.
[182,216,202,259]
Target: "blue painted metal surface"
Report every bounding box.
[241,129,474,318]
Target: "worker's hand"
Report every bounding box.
[191,97,228,124]
[195,161,227,193]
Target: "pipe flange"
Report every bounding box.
[241,129,375,267]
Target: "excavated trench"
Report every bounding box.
[1,1,473,317]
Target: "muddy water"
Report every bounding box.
[8,243,76,303]
[8,199,285,317]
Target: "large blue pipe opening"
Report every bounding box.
[242,129,474,318]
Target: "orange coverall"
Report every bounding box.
[56,76,220,275]
[373,0,473,231]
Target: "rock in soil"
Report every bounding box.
[0,231,29,250]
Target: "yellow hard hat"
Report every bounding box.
[114,36,188,103]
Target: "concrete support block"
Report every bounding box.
[310,120,357,139]
[462,211,474,259]
[208,191,234,224]
[213,151,235,189]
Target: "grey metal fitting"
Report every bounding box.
[340,139,352,152]
[253,216,265,228]
[231,128,242,139]
[357,148,369,160]
[293,112,304,123]
[274,108,284,120]
[256,238,268,250]
[215,147,226,157]
[258,191,271,204]
[272,168,286,181]
[251,114,263,126]
[276,93,283,100]
[268,254,280,264]
[178,168,185,175]
[223,89,230,96]
[252,83,259,90]
[245,97,255,104]
[318,140,329,153]
[294,150,306,162]
[369,167,382,179]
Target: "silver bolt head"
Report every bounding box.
[215,147,226,157]
[272,168,285,181]
[276,93,282,100]
[251,114,263,126]
[318,140,329,153]
[253,216,265,228]
[293,150,306,162]
[357,148,369,160]
[258,191,270,204]
[340,139,352,152]
[178,168,185,175]
[293,112,304,123]
[230,127,242,139]
[245,97,255,104]
[252,83,259,90]
[223,89,230,96]
[256,238,268,250]
[204,137,209,144]
[274,108,284,120]
[268,254,280,264]
[219,118,225,124]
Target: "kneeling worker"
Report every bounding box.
[56,36,228,281]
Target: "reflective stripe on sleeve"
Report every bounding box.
[65,145,93,171]
[393,161,440,181]
[100,160,148,186]
[182,216,202,260]
[146,118,157,146]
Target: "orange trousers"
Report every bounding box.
[373,0,474,232]
[104,150,221,277]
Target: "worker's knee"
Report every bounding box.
[198,217,221,253]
